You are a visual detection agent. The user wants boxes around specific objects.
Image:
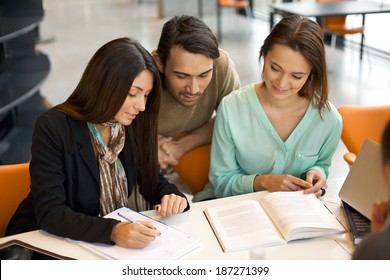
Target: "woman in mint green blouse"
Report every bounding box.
[194,15,342,202]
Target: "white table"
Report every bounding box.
[0,179,353,259]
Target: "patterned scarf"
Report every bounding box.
[87,122,128,216]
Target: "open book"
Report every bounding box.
[204,191,345,252]
[77,207,199,259]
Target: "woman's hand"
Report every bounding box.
[371,199,390,233]
[304,169,327,197]
[111,221,160,248]
[155,193,188,217]
[254,174,312,192]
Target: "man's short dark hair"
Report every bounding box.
[157,15,220,67]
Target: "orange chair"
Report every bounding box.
[338,105,390,166]
[217,0,252,41]
[316,0,366,59]
[173,144,211,195]
[0,162,30,237]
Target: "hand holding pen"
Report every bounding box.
[110,212,161,249]
[155,193,188,217]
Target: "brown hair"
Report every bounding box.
[382,120,390,167]
[259,15,329,111]
[54,37,162,209]
[156,15,220,67]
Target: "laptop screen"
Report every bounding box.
[338,139,387,220]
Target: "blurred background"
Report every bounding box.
[1,0,389,198]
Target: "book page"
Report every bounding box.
[204,200,285,252]
[260,191,345,241]
[76,207,199,260]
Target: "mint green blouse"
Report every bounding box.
[194,83,342,201]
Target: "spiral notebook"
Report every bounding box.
[77,207,199,260]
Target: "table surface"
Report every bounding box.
[0,179,354,260]
[270,1,390,17]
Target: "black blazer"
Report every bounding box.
[6,110,188,244]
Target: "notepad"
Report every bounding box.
[77,207,199,259]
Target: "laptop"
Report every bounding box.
[338,139,388,244]
[339,138,388,220]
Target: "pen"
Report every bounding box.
[118,212,158,231]
[118,212,145,226]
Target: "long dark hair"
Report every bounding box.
[259,15,329,111]
[54,37,162,209]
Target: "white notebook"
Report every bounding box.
[77,207,199,260]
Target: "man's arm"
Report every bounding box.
[158,135,178,171]
[158,118,214,169]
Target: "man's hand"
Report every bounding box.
[158,135,178,172]
[160,140,186,163]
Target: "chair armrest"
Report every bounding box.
[343,152,357,166]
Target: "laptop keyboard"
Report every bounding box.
[341,201,371,245]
